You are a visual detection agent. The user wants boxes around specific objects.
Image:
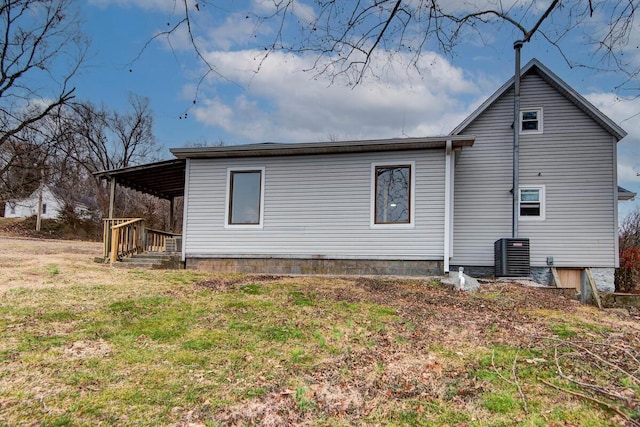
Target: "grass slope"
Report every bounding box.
[0,237,638,426]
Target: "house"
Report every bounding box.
[96,59,635,291]
[3,184,94,220]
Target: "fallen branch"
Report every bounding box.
[512,350,529,414]
[554,347,638,406]
[539,378,640,427]
[568,342,640,385]
[492,349,529,414]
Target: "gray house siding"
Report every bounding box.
[452,72,616,268]
[184,150,446,261]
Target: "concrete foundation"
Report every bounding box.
[449,265,495,278]
[186,257,443,276]
[589,268,615,293]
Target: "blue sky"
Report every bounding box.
[77,0,639,217]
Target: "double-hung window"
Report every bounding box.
[520,108,543,134]
[371,162,415,228]
[225,167,265,228]
[519,185,545,220]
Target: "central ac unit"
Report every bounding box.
[494,238,530,277]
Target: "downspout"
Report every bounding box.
[444,140,452,273]
[181,158,191,263]
[513,40,523,238]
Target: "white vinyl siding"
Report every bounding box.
[452,72,616,268]
[184,150,445,260]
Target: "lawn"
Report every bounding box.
[0,236,638,426]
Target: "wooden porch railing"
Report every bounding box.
[102,218,181,265]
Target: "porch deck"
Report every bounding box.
[102,218,182,267]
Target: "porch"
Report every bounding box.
[94,159,186,268]
[102,218,182,267]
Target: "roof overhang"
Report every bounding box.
[94,136,475,199]
[94,159,186,200]
[171,136,475,159]
[451,58,627,141]
[618,186,637,201]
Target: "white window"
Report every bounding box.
[519,185,545,220]
[520,108,543,134]
[370,161,415,228]
[225,167,265,228]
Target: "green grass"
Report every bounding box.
[0,270,635,426]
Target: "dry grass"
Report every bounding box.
[0,236,639,426]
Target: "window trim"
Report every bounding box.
[370,161,416,229]
[518,185,545,221]
[519,107,543,134]
[224,166,265,229]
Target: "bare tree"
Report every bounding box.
[616,208,640,291]
[62,94,159,174]
[56,93,161,219]
[149,1,638,94]
[0,0,87,205]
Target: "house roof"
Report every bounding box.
[94,159,186,200]
[618,186,637,201]
[94,137,474,200]
[170,136,475,159]
[451,58,628,141]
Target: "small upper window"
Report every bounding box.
[519,186,545,220]
[371,162,415,228]
[42,203,47,214]
[520,108,543,134]
[226,167,265,228]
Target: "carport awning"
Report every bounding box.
[94,159,186,200]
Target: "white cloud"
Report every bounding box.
[586,92,640,194]
[251,0,316,22]
[191,49,480,143]
[88,0,187,13]
[206,14,257,50]
[586,92,640,142]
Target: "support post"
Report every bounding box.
[169,197,175,233]
[108,177,116,219]
[513,40,523,239]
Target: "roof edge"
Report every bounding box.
[618,185,637,201]
[93,159,185,178]
[451,58,627,141]
[170,136,475,159]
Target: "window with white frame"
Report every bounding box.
[520,108,543,134]
[519,185,545,220]
[371,162,415,227]
[226,167,265,227]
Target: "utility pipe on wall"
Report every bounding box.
[443,139,453,273]
[513,40,523,239]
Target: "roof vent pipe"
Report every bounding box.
[513,40,523,239]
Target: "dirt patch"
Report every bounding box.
[64,339,112,359]
[195,275,287,291]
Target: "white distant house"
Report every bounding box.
[3,184,93,220]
